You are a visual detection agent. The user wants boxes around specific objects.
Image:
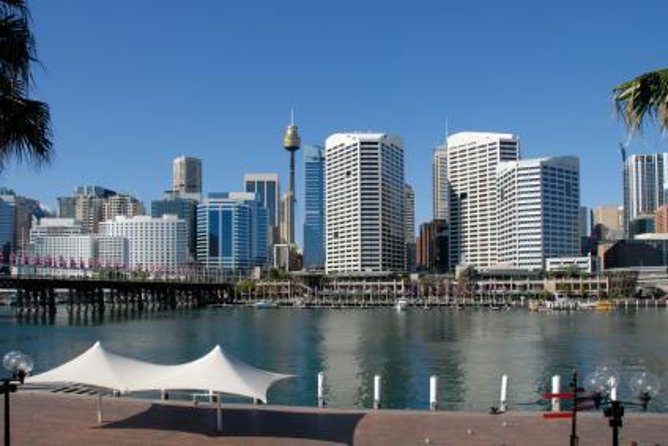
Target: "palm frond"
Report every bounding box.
[613,68,668,134]
[0,91,52,169]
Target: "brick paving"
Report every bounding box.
[3,392,667,445]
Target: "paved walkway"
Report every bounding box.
[4,392,668,445]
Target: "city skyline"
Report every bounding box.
[0,0,666,235]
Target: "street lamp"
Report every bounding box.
[1,351,33,446]
[584,366,661,446]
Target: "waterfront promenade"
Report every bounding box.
[6,392,668,445]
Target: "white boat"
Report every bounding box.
[395,298,409,311]
[252,300,278,309]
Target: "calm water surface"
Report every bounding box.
[0,307,666,412]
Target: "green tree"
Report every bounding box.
[613,69,668,134]
[0,0,52,170]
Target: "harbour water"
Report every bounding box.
[0,306,666,412]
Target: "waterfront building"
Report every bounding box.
[432,146,448,221]
[302,145,325,268]
[151,192,198,262]
[592,205,624,241]
[29,218,95,269]
[656,204,668,233]
[629,214,656,238]
[96,236,128,267]
[404,184,416,271]
[325,133,404,273]
[0,188,45,255]
[497,156,580,270]
[103,194,145,221]
[416,219,448,273]
[282,118,301,246]
[623,153,667,235]
[196,193,268,273]
[99,215,187,270]
[545,255,599,274]
[445,132,520,269]
[172,156,202,195]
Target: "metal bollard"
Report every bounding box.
[551,375,561,412]
[373,375,381,409]
[429,375,438,411]
[317,371,325,408]
[500,374,509,412]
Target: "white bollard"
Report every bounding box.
[216,392,222,432]
[373,375,381,409]
[551,375,561,412]
[317,371,325,408]
[500,374,509,412]
[97,393,103,424]
[429,375,438,410]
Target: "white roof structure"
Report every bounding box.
[27,342,292,403]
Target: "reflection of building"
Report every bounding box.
[325,133,404,273]
[623,153,667,235]
[445,132,520,269]
[172,156,202,195]
[497,156,580,270]
[302,146,325,269]
[99,215,186,269]
[151,192,198,262]
[196,193,268,272]
[416,219,448,273]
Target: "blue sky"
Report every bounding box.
[2,0,667,241]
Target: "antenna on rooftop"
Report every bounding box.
[290,108,295,126]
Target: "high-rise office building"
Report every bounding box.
[244,173,280,228]
[103,194,145,221]
[592,205,624,241]
[302,145,325,268]
[623,153,667,235]
[0,188,45,255]
[99,215,187,269]
[58,185,117,233]
[325,133,404,273]
[497,156,580,270]
[416,219,448,273]
[432,146,448,221]
[445,132,520,269]
[151,192,198,262]
[404,183,416,271]
[196,192,268,272]
[172,156,202,195]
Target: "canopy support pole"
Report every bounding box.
[216,392,222,432]
[97,393,103,425]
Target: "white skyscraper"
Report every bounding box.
[432,146,448,220]
[445,132,520,269]
[325,133,404,273]
[172,156,202,195]
[623,153,668,234]
[497,156,580,270]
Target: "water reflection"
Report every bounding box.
[0,306,665,412]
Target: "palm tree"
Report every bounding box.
[613,68,668,134]
[0,0,52,171]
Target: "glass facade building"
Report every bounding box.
[151,194,198,261]
[196,192,268,273]
[302,145,325,268]
[623,153,668,236]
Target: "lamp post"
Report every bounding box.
[584,366,661,446]
[1,351,33,446]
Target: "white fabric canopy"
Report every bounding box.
[27,341,292,403]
